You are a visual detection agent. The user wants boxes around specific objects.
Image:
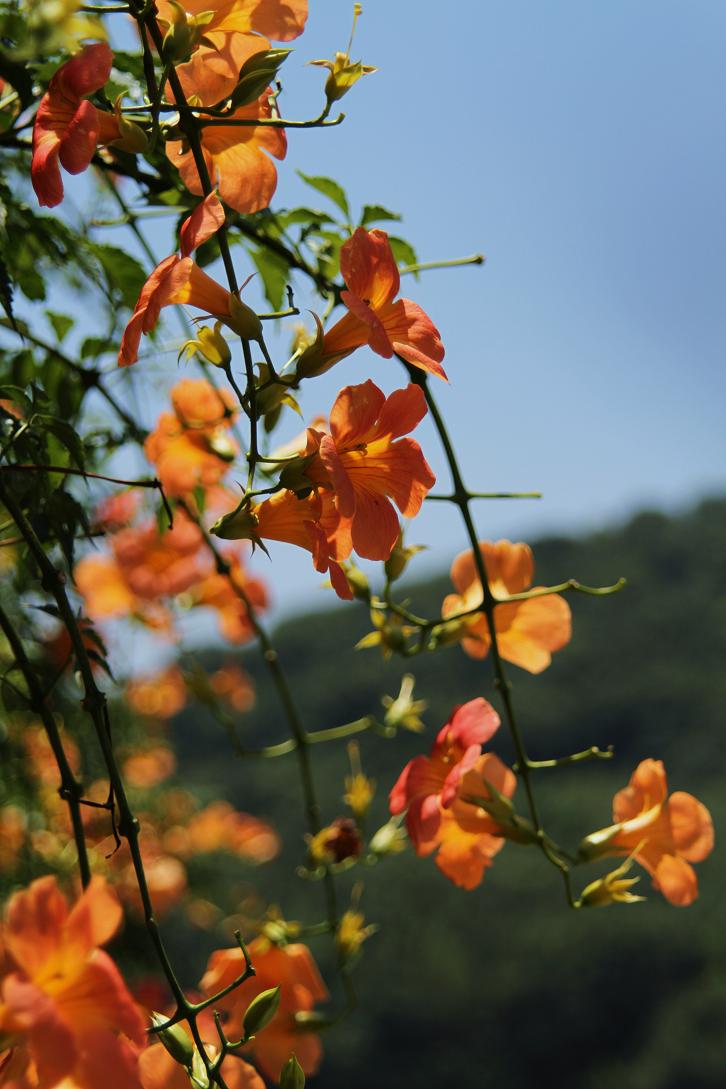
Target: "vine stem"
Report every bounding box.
[0,601,91,887]
[0,479,233,1084]
[401,362,577,903]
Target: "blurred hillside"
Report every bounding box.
[169,497,725,1089]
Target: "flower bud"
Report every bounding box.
[243,986,281,1039]
[368,818,406,857]
[211,504,258,541]
[280,1055,305,1089]
[112,102,149,154]
[384,531,423,583]
[161,2,214,62]
[150,1012,194,1066]
[223,48,291,111]
[342,562,370,601]
[577,823,623,862]
[228,295,263,341]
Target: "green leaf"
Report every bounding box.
[388,236,419,270]
[45,311,74,342]
[277,207,336,228]
[40,417,85,469]
[249,247,290,310]
[360,204,402,227]
[86,243,147,310]
[296,172,350,219]
[81,336,112,360]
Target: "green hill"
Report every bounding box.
[169,497,725,1089]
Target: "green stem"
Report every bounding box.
[399,254,485,276]
[0,601,91,887]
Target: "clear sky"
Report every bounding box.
[12,0,726,630]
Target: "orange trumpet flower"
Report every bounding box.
[389,698,516,889]
[31,43,121,208]
[580,759,714,906]
[119,193,257,366]
[212,488,353,600]
[442,539,571,673]
[200,937,328,1082]
[154,0,307,54]
[144,379,239,499]
[0,876,145,1089]
[298,228,446,380]
[167,37,286,215]
[300,379,436,561]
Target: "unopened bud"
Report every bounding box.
[343,562,370,601]
[243,986,281,1039]
[430,617,468,648]
[150,1012,194,1066]
[368,818,406,857]
[228,294,263,341]
[223,48,291,111]
[211,504,258,541]
[280,1055,305,1089]
[577,824,622,862]
[161,1,214,62]
[384,532,424,583]
[112,104,149,154]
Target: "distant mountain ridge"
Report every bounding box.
[172,496,726,1089]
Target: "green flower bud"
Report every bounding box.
[150,1012,194,1066]
[211,504,258,541]
[280,1055,305,1089]
[228,294,263,341]
[243,986,281,1039]
[223,48,291,111]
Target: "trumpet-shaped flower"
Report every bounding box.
[119,193,248,367]
[580,759,714,906]
[212,488,353,600]
[442,539,571,673]
[389,699,515,889]
[31,43,120,208]
[200,937,328,1082]
[154,0,307,54]
[297,229,446,380]
[300,380,435,561]
[144,379,238,499]
[166,37,286,215]
[0,876,145,1089]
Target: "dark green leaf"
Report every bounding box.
[296,172,350,219]
[249,247,290,310]
[45,311,74,343]
[360,204,402,227]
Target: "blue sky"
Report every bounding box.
[10,0,726,630]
